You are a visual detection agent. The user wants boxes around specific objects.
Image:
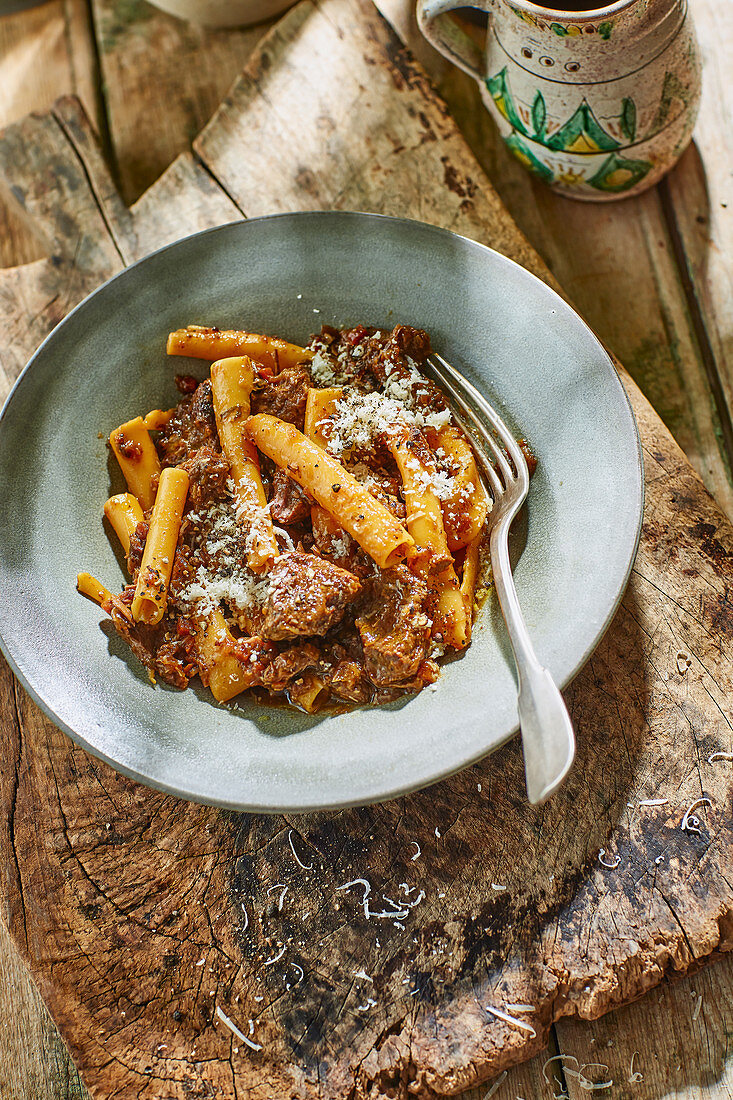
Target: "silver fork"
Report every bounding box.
[425,352,575,804]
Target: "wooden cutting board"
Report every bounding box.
[0,2,731,1097]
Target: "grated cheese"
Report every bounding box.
[267,883,288,911]
[542,1056,612,1093]
[264,945,286,966]
[482,1070,508,1099]
[629,1051,644,1084]
[325,383,452,460]
[485,1006,537,1037]
[681,797,712,834]
[543,1055,579,1085]
[288,828,314,870]
[337,879,372,920]
[215,1006,262,1052]
[178,490,270,618]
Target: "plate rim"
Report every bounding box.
[0,210,644,811]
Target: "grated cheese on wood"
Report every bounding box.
[482,1070,507,1099]
[288,828,314,870]
[629,1051,643,1083]
[215,1005,262,1052]
[485,1006,537,1037]
[681,797,712,834]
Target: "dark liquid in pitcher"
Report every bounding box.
[533,1,607,9]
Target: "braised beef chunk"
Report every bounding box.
[379,323,431,371]
[371,659,440,703]
[252,366,310,429]
[154,635,197,688]
[175,374,200,395]
[310,509,374,580]
[126,521,148,582]
[106,595,197,689]
[262,552,362,640]
[261,642,321,691]
[269,468,312,525]
[518,438,538,478]
[356,565,431,685]
[327,658,371,703]
[181,446,230,514]
[158,379,219,465]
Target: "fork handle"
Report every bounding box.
[490,522,576,804]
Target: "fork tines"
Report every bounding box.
[425,353,529,503]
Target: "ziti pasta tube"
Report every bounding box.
[76,572,114,606]
[167,327,313,371]
[143,408,175,430]
[435,424,489,552]
[388,423,468,646]
[245,413,414,569]
[131,467,189,625]
[459,530,482,643]
[211,356,278,573]
[304,386,345,545]
[109,416,162,512]
[304,386,343,445]
[389,424,452,572]
[104,493,144,556]
[194,609,252,703]
[431,565,470,649]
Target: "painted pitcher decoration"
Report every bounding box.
[417,0,701,200]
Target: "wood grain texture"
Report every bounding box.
[193,1,543,275]
[91,0,272,203]
[0,97,130,390]
[129,152,242,259]
[0,0,98,268]
[555,950,733,1099]
[0,10,100,1097]
[0,1,732,1097]
[0,920,89,1100]
[664,0,733,466]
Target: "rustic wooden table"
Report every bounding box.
[0,1,731,1098]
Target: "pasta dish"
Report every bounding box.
[78,323,516,712]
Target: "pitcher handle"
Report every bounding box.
[417,0,492,84]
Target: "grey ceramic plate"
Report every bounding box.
[0,212,643,811]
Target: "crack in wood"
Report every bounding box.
[0,0,732,1095]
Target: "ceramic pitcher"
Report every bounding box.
[417,0,701,200]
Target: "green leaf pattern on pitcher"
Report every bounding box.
[620,98,637,142]
[531,91,546,140]
[422,0,702,200]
